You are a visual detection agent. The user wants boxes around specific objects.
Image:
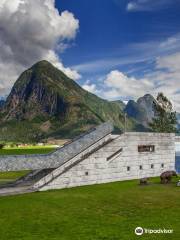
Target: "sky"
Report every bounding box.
[0,0,180,110]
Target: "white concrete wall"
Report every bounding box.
[36,132,175,191]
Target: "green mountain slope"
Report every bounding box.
[0,61,140,142]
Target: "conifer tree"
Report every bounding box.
[149,93,177,133]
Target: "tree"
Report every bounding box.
[0,143,5,149]
[149,93,177,133]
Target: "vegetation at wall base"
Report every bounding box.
[0,170,30,185]
[0,146,55,156]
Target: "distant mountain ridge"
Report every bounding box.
[1,60,178,142]
[124,94,156,128]
[0,60,141,142]
[124,94,180,131]
[0,100,5,109]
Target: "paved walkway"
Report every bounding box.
[0,186,37,197]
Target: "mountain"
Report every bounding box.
[124,94,156,127]
[111,100,126,111]
[125,94,180,132]
[0,60,140,142]
[0,100,5,109]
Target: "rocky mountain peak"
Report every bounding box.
[0,60,136,142]
[2,60,83,120]
[124,94,156,127]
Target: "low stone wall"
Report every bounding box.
[37,132,175,191]
[0,122,113,172]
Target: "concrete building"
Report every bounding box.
[0,122,176,193]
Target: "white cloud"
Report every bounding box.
[127,2,139,11]
[100,89,122,99]
[98,51,180,111]
[44,50,81,80]
[72,56,150,74]
[0,0,80,96]
[83,84,97,93]
[82,80,100,94]
[123,100,129,105]
[72,34,180,75]
[150,52,180,110]
[104,70,154,99]
[126,0,173,12]
[156,52,180,72]
[76,33,180,111]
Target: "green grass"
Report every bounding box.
[0,170,29,185]
[0,146,56,155]
[0,170,29,180]
[0,177,179,240]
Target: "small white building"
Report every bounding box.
[33,130,175,191]
[0,122,175,192]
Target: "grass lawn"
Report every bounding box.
[0,170,30,185]
[0,145,56,155]
[0,177,179,240]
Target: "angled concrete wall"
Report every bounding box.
[0,122,113,172]
[35,132,175,191]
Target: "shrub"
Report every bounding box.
[0,143,5,149]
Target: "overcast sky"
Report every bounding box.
[0,0,180,110]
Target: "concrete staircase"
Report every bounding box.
[33,133,115,190]
[0,122,113,172]
[0,122,114,196]
[0,168,56,196]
